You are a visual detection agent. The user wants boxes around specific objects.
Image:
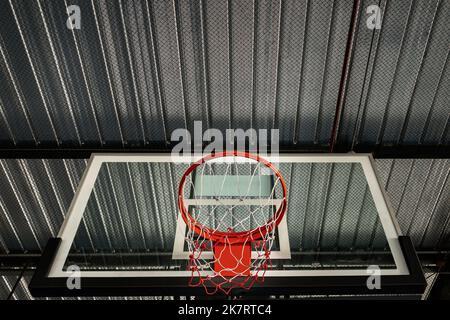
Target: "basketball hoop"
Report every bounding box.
[178,151,287,295]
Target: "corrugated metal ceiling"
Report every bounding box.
[0,0,448,147]
[339,0,450,148]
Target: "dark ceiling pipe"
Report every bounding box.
[329,0,361,152]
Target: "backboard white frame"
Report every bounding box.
[48,153,409,278]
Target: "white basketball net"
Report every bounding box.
[179,154,286,295]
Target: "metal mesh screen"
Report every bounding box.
[339,0,450,148]
[0,0,353,146]
[0,0,448,147]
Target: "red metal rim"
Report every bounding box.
[178,151,287,244]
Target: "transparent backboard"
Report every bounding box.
[48,154,408,279]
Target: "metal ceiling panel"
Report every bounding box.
[0,0,353,146]
[339,0,450,149]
